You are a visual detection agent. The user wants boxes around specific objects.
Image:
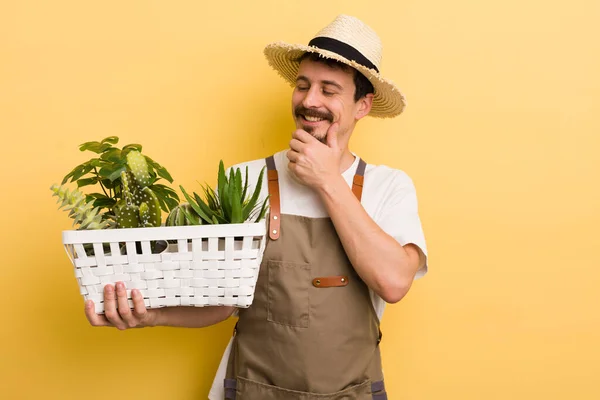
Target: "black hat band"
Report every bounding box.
[307,37,379,73]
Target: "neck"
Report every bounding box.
[339,149,356,173]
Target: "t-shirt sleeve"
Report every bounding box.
[375,173,428,279]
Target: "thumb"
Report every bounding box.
[326,122,340,148]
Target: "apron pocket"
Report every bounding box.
[236,376,372,400]
[267,260,310,328]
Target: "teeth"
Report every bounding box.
[304,115,324,122]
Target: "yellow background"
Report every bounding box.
[1,0,598,399]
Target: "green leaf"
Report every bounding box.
[151,184,179,199]
[221,181,231,221]
[242,165,249,202]
[180,186,214,224]
[155,195,168,213]
[254,196,270,222]
[180,206,201,225]
[242,166,265,221]
[79,141,112,154]
[163,197,179,211]
[63,162,95,184]
[85,193,109,200]
[101,179,116,189]
[121,144,142,159]
[203,185,219,211]
[153,187,176,213]
[77,177,99,188]
[108,166,127,182]
[92,197,117,209]
[100,148,122,163]
[122,143,142,152]
[218,161,227,206]
[78,141,101,152]
[231,189,242,223]
[145,156,174,183]
[98,164,123,179]
[101,136,119,145]
[235,168,242,198]
[193,191,222,223]
[151,184,180,212]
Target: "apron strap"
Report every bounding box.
[265,156,367,241]
[224,379,237,399]
[352,158,367,201]
[266,156,281,240]
[371,380,388,400]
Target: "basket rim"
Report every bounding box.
[62,222,267,244]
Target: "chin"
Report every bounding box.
[299,124,327,142]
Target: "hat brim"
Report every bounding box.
[264,41,406,118]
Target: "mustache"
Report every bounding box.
[294,105,333,122]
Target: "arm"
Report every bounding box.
[288,124,424,303]
[85,282,236,330]
[316,176,423,303]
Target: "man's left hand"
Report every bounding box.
[287,123,343,189]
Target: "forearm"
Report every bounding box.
[154,305,236,328]
[317,177,418,303]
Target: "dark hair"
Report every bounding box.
[296,52,375,102]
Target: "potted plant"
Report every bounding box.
[52,137,268,313]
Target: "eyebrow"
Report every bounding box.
[296,75,344,91]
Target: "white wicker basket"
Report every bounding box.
[62,222,267,314]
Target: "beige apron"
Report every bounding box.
[224,156,388,399]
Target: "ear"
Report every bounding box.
[355,93,374,121]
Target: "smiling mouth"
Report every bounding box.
[295,105,333,124]
[301,115,326,123]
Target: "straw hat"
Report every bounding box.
[264,14,406,118]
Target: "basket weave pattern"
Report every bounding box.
[62,223,267,314]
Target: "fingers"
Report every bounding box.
[286,149,301,164]
[292,129,315,143]
[103,284,127,330]
[86,284,146,329]
[326,122,340,148]
[131,289,150,325]
[115,282,136,328]
[289,138,305,152]
[84,300,111,327]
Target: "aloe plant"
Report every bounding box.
[177,161,268,225]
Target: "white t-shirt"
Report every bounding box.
[208,150,428,399]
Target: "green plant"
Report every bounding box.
[60,137,179,223]
[178,161,269,225]
[50,184,111,230]
[165,203,195,226]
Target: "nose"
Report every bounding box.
[301,86,322,109]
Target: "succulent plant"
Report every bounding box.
[60,136,179,221]
[179,161,268,225]
[114,151,162,228]
[165,203,198,226]
[50,184,112,230]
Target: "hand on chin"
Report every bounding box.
[298,123,328,144]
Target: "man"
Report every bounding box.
[85,14,428,399]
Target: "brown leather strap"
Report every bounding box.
[266,156,281,240]
[266,156,366,240]
[352,158,367,201]
[312,275,349,288]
